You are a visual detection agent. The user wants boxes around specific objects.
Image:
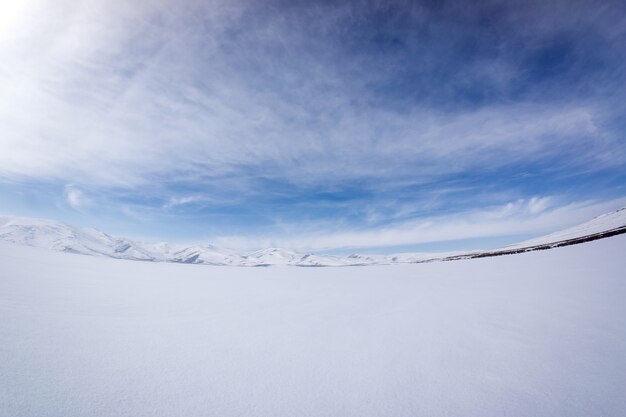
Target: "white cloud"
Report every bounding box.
[0,0,623,193]
[1,0,625,249]
[212,196,626,251]
[163,196,201,208]
[65,185,91,210]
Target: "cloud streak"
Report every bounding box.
[0,0,625,249]
[213,196,626,251]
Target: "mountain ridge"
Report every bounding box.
[1,209,625,266]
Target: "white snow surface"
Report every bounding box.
[1,235,625,416]
[2,207,625,265]
[506,207,626,248]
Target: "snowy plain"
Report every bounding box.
[1,233,625,417]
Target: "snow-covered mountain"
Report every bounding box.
[0,216,156,261]
[1,208,625,266]
[0,215,351,266]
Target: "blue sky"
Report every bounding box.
[1,0,626,252]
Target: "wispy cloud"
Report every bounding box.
[64,185,91,211]
[213,196,626,251]
[1,1,624,187]
[0,0,625,249]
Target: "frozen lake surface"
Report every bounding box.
[1,235,625,416]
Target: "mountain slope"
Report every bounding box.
[0,216,155,261]
[1,208,626,266]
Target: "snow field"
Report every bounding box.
[1,235,625,416]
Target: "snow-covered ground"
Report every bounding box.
[505,207,626,248]
[1,234,625,416]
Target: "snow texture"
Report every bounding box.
[1,233,625,416]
